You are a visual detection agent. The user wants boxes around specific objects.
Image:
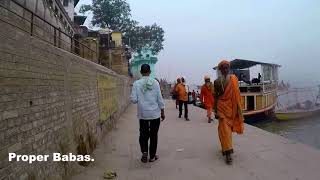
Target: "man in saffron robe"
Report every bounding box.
[214,60,244,165]
[200,75,215,123]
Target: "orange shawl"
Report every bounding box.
[217,75,244,134]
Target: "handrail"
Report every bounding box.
[0,1,97,61]
[9,0,72,39]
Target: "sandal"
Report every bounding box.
[141,152,148,163]
[149,155,159,162]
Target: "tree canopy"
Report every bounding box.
[80,0,164,55]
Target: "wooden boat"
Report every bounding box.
[276,106,320,120]
[213,59,281,123]
[276,111,313,120]
[276,87,320,120]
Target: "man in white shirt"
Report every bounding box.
[130,64,165,163]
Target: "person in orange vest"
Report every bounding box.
[175,77,190,121]
[172,78,181,109]
[200,75,215,123]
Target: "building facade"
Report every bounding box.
[130,48,158,79]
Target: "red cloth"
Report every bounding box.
[192,92,196,99]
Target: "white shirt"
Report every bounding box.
[130,76,165,120]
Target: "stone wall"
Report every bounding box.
[0,2,131,180]
[11,0,75,36]
[100,48,129,76]
[79,38,99,64]
[2,0,76,54]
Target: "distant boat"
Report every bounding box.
[276,86,320,121]
[276,105,320,120]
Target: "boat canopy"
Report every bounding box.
[213,59,281,70]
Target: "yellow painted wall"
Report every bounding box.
[79,37,99,62]
[97,74,120,123]
[256,95,263,110]
[267,93,276,106]
[241,92,276,111]
[241,96,245,110]
[111,32,122,47]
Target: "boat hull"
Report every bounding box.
[276,108,320,121]
[195,101,277,124]
[244,107,275,124]
[243,103,276,124]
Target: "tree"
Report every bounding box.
[124,24,165,55]
[80,0,131,30]
[80,0,164,55]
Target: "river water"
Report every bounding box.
[252,88,320,150]
[253,116,320,150]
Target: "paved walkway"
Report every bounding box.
[70,101,320,180]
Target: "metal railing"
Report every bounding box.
[239,82,277,93]
[0,1,97,61]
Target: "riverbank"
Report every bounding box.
[254,115,320,150]
[70,101,320,180]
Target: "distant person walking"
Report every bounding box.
[175,77,190,121]
[214,60,244,165]
[192,90,196,105]
[196,91,200,98]
[200,75,215,123]
[130,64,165,163]
[173,78,181,109]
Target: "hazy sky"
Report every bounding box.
[77,0,320,87]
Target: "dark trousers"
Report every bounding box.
[179,100,188,118]
[139,118,160,159]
